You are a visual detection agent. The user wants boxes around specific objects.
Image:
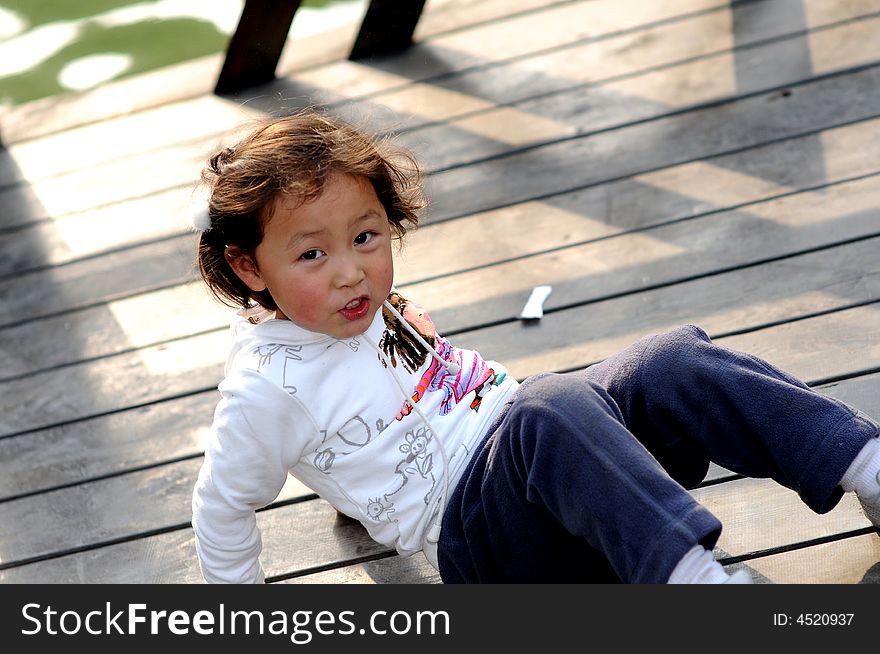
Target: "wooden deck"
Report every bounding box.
[1,0,879,584]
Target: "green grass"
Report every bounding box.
[1,18,228,105]
[0,0,359,107]
[2,0,144,27]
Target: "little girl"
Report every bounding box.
[190,111,880,584]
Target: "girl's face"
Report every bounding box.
[229,172,394,338]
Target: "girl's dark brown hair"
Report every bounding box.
[196,110,425,310]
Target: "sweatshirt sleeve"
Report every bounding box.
[191,373,310,583]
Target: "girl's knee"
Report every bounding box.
[495,374,625,476]
[653,324,710,350]
[512,373,621,427]
[639,324,711,380]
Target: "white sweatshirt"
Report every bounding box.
[191,296,519,583]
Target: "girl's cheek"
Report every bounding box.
[287,284,324,322]
[378,257,394,290]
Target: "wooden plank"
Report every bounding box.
[4,369,875,583]
[267,0,880,154]
[5,192,880,386]
[0,236,196,333]
[486,302,880,387]
[0,281,230,383]
[452,0,880,94]
[593,15,880,117]
[4,484,872,583]
[3,284,878,513]
[822,371,880,413]
[282,554,441,584]
[419,64,880,207]
[401,15,880,150]
[4,9,875,233]
[403,173,880,334]
[8,5,877,233]
[2,169,877,406]
[5,497,875,584]
[3,249,879,435]
[286,536,880,584]
[0,179,874,389]
[457,238,880,393]
[1,0,730,151]
[334,3,880,137]
[454,234,880,379]
[8,55,877,236]
[20,169,878,377]
[279,0,605,85]
[717,310,880,386]
[297,475,880,586]
[3,164,878,379]
[4,0,870,191]
[422,0,733,67]
[0,458,312,569]
[0,188,195,279]
[412,0,571,41]
[8,18,879,277]
[285,0,733,103]
[0,97,257,188]
[0,56,225,148]
[0,527,205,584]
[0,328,226,437]
[728,534,880,584]
[693,479,875,560]
[0,138,212,231]
[0,392,215,501]
[4,106,879,337]
[464,299,880,388]
[6,101,880,286]
[0,498,387,584]
[0,0,562,146]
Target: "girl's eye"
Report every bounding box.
[300,249,325,261]
[354,231,375,246]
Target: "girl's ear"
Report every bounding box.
[225,246,267,292]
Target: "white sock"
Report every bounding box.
[666,545,731,584]
[840,437,880,505]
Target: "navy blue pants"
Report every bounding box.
[437,325,879,583]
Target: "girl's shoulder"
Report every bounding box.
[216,364,322,459]
[224,309,334,386]
[222,344,309,413]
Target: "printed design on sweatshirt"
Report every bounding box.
[379,292,498,420]
[312,419,437,521]
[313,415,374,473]
[382,425,436,507]
[251,344,303,396]
[365,497,396,523]
[327,336,360,353]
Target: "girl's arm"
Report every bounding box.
[191,373,306,583]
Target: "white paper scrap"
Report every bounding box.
[518,285,553,320]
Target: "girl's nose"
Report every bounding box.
[334,254,366,288]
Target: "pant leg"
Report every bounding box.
[438,373,723,584]
[583,324,879,512]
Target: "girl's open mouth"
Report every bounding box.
[339,296,370,321]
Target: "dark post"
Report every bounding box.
[349,0,428,60]
[214,0,303,95]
